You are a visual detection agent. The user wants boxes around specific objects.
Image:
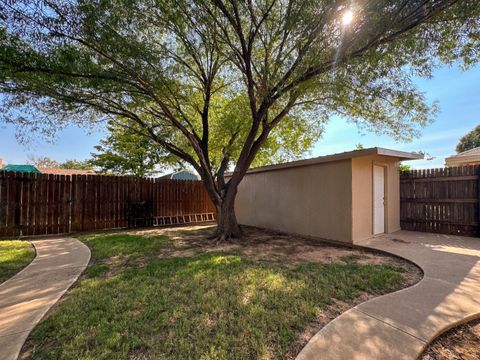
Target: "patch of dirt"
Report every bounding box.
[421,318,480,360]
[134,225,422,273]
[131,225,422,292]
[127,345,151,360]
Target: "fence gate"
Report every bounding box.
[400,165,480,237]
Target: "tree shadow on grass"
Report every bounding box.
[23,251,405,360]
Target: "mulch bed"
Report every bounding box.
[421,318,480,360]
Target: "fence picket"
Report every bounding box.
[401,165,479,236]
[0,172,215,237]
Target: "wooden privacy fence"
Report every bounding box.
[400,165,480,237]
[0,171,216,237]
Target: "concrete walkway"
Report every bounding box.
[296,231,480,360]
[0,237,90,360]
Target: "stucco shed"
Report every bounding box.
[231,147,421,245]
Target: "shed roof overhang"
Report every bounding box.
[228,147,423,176]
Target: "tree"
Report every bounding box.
[27,155,60,169]
[1,1,479,241]
[60,159,93,170]
[91,97,321,176]
[28,155,93,170]
[456,125,480,153]
[399,163,411,172]
[90,122,180,177]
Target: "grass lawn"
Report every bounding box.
[0,240,35,284]
[22,228,416,360]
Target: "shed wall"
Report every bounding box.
[234,160,353,243]
[351,155,401,242]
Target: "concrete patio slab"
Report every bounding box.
[0,237,90,360]
[296,231,480,360]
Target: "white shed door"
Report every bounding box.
[373,165,385,235]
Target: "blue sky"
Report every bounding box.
[314,64,480,168]
[1,64,479,169]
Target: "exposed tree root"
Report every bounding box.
[209,226,243,245]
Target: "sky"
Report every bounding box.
[313,64,480,169]
[0,64,479,169]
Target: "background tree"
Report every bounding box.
[456,125,480,153]
[60,159,93,170]
[27,155,60,169]
[399,163,411,172]
[90,122,180,177]
[28,155,93,170]
[1,1,480,241]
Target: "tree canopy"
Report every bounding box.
[456,125,480,153]
[60,159,93,170]
[28,155,93,170]
[27,156,61,169]
[90,94,322,176]
[89,122,178,176]
[1,0,480,239]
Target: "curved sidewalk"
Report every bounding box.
[0,237,90,360]
[297,231,480,360]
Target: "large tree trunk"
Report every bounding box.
[199,162,245,242]
[213,195,242,242]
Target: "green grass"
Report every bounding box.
[24,233,406,360]
[0,240,35,284]
[78,233,171,261]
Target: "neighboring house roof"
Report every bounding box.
[160,170,200,181]
[38,168,96,176]
[227,147,423,176]
[0,164,41,173]
[445,147,480,167]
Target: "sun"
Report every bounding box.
[342,10,354,26]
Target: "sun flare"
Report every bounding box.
[342,10,354,26]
